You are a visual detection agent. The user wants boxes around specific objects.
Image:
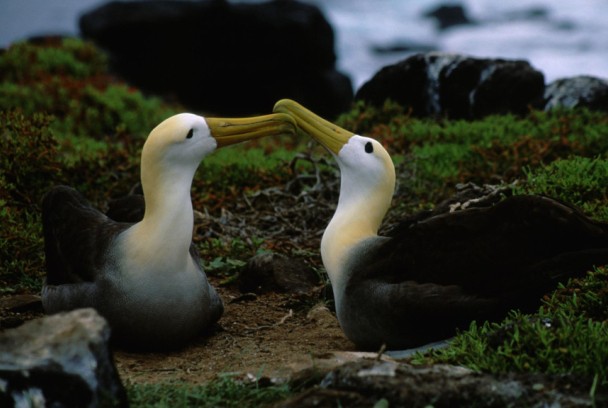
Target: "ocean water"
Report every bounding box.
[1,0,607,89]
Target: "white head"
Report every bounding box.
[141,113,216,186]
[331,135,395,216]
[273,99,395,225]
[141,112,296,189]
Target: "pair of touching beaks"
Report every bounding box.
[207,99,354,154]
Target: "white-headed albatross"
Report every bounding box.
[274,98,608,350]
[42,112,295,350]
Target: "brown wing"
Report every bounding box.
[340,195,608,349]
[373,195,608,295]
[42,185,130,285]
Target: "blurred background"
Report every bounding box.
[1,0,606,89]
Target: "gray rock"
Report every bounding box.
[544,75,608,112]
[0,308,127,407]
[278,360,605,407]
[355,52,545,119]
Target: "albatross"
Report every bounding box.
[42,112,295,350]
[274,98,608,350]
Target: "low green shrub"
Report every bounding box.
[514,156,608,220]
[0,37,108,83]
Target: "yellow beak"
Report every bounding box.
[206,113,296,148]
[273,99,354,155]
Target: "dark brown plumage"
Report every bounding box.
[341,194,608,349]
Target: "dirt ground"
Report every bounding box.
[0,278,355,386]
[114,281,354,385]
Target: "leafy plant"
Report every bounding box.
[514,156,608,220]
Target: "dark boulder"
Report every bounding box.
[79,0,353,118]
[423,4,473,30]
[238,252,319,294]
[544,75,608,112]
[355,53,545,119]
[0,308,127,408]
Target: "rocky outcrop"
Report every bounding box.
[356,53,608,118]
[79,0,353,118]
[278,359,606,407]
[0,308,127,407]
[544,75,608,111]
[355,53,545,119]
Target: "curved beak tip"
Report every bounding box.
[272,99,353,155]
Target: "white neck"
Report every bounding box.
[321,160,394,302]
[120,159,197,275]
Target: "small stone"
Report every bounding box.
[306,303,339,329]
[532,383,545,391]
[239,252,319,294]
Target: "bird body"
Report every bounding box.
[42,112,295,349]
[274,99,608,350]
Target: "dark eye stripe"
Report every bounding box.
[365,142,373,153]
[186,129,194,139]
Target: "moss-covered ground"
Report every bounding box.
[1,38,607,405]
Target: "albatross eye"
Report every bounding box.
[186,129,194,139]
[365,142,374,153]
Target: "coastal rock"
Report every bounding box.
[278,360,605,407]
[544,75,608,112]
[238,252,319,294]
[0,308,127,407]
[79,0,352,118]
[423,4,473,30]
[356,52,545,119]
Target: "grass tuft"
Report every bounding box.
[127,376,291,408]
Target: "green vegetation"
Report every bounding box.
[1,111,60,292]
[515,156,608,220]
[2,38,608,403]
[415,267,608,384]
[127,376,291,407]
